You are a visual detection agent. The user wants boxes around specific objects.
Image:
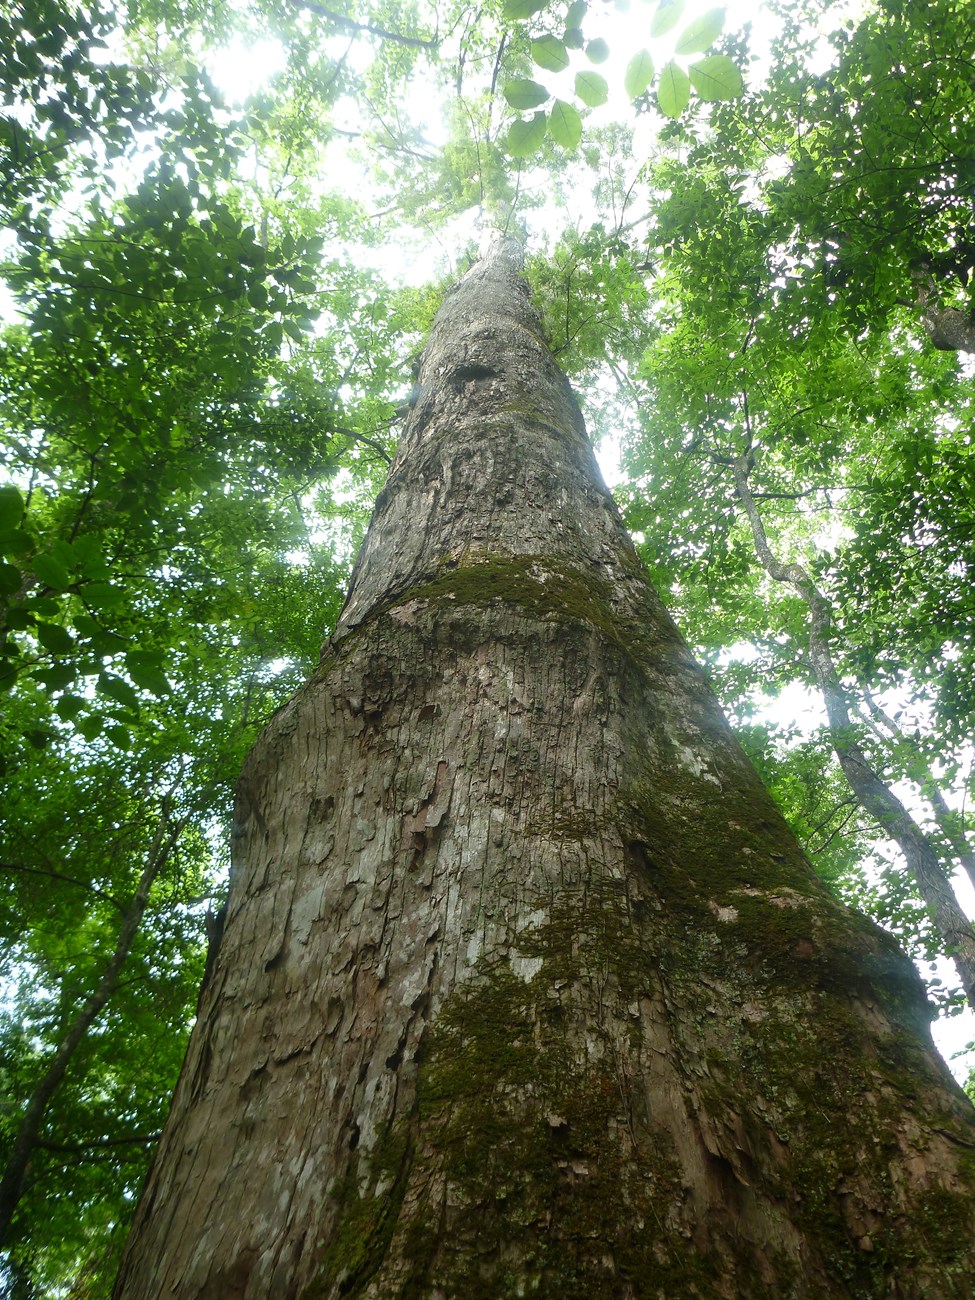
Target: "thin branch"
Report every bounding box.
[289,0,438,49]
[35,1132,161,1154]
[331,426,392,464]
[0,861,122,912]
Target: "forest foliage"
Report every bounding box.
[1,0,974,1292]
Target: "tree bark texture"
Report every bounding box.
[114,239,975,1299]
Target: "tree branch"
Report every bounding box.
[289,0,438,50]
[35,1132,161,1154]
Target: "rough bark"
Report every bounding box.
[734,454,975,1010]
[114,240,975,1299]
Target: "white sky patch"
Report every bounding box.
[207,36,288,104]
[595,431,623,486]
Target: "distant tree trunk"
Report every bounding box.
[114,239,975,1299]
[732,453,975,1010]
[0,799,187,1249]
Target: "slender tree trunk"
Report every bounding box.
[114,240,975,1299]
[858,686,975,895]
[0,801,187,1246]
[733,454,975,1008]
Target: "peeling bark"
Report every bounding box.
[114,239,975,1299]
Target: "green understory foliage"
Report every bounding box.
[2,0,974,1291]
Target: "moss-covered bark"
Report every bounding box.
[114,238,975,1299]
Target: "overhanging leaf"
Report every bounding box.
[504,79,551,111]
[675,7,725,56]
[624,50,655,100]
[505,111,548,158]
[531,36,570,72]
[104,723,132,750]
[688,54,743,100]
[575,70,608,107]
[657,60,690,117]
[98,673,141,710]
[0,485,24,530]
[566,0,587,25]
[548,99,583,149]
[651,0,684,37]
[585,38,610,64]
[33,554,72,591]
[84,582,126,609]
[503,0,547,17]
[35,621,75,654]
[126,662,172,694]
[0,562,21,596]
[77,715,104,741]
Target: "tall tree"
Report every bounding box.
[114,238,975,1298]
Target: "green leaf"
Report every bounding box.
[585,38,610,64]
[104,723,132,750]
[651,0,684,36]
[657,60,690,117]
[504,79,551,111]
[675,7,725,55]
[125,651,171,695]
[0,530,33,556]
[55,693,86,721]
[688,53,743,100]
[575,71,608,107]
[566,0,587,25]
[282,317,304,343]
[531,36,570,72]
[0,562,21,596]
[34,663,76,691]
[0,485,24,529]
[505,111,548,158]
[127,665,172,694]
[84,582,126,610]
[51,539,77,568]
[33,554,72,591]
[35,622,75,654]
[563,27,584,49]
[548,99,583,149]
[77,715,104,741]
[3,608,34,630]
[98,673,141,710]
[503,0,547,17]
[624,49,655,99]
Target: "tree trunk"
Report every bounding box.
[114,239,975,1299]
[732,453,975,1009]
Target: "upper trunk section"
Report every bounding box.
[338,236,631,634]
